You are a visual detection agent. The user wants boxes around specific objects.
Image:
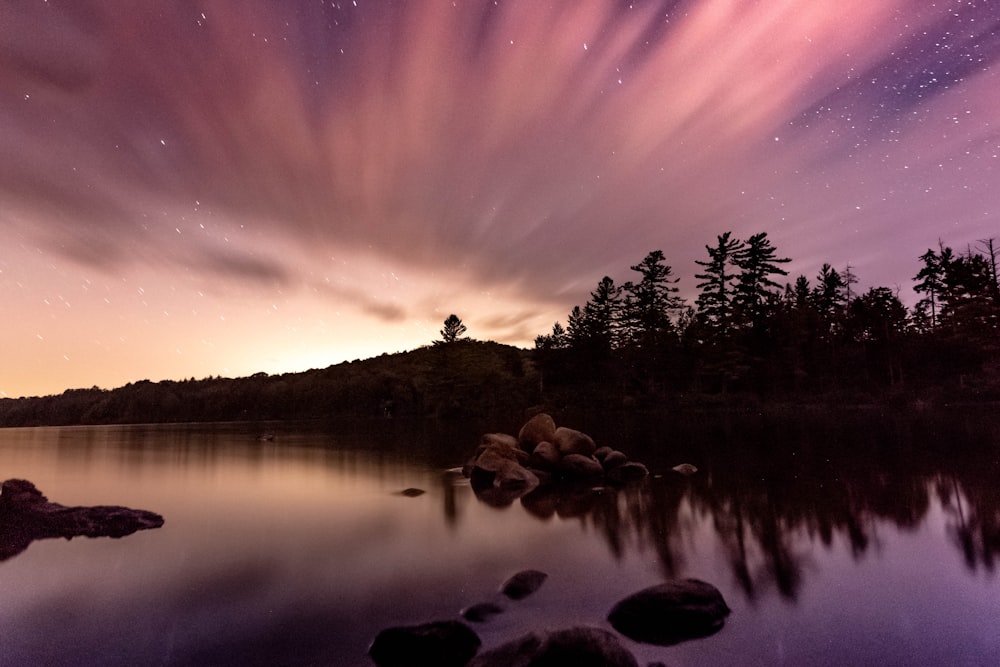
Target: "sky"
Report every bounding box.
[2,0,999,398]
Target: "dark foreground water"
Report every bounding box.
[0,409,999,666]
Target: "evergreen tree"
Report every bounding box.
[733,232,791,329]
[694,232,745,336]
[436,314,468,344]
[584,276,623,352]
[624,250,683,347]
[914,247,947,329]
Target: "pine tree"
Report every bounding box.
[436,314,468,344]
[914,247,947,329]
[624,250,683,347]
[732,232,791,328]
[583,276,623,352]
[694,232,745,336]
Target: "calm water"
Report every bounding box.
[1,410,999,666]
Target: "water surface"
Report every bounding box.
[0,411,998,666]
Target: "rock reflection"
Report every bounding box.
[466,410,1000,604]
[0,478,164,561]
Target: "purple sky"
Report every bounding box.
[2,0,999,397]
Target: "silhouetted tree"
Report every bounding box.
[733,232,791,331]
[850,287,908,385]
[436,314,468,344]
[695,232,745,337]
[914,245,949,329]
[623,250,683,348]
[584,276,624,353]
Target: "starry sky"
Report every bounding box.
[2,0,999,398]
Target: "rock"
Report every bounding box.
[551,427,597,457]
[500,569,548,600]
[593,446,613,462]
[607,462,649,483]
[469,626,638,667]
[557,454,604,479]
[671,463,698,476]
[461,601,505,623]
[607,578,730,646]
[369,620,481,667]
[0,479,164,561]
[471,460,540,492]
[469,444,539,491]
[529,441,561,469]
[518,413,557,451]
[601,450,628,471]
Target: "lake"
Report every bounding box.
[1,409,998,666]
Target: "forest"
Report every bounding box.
[0,232,997,427]
[534,232,1000,403]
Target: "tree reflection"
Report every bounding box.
[466,410,1000,604]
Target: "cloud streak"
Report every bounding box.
[2,0,998,396]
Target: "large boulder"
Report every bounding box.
[468,626,638,667]
[369,620,480,667]
[518,413,557,452]
[551,427,597,457]
[607,578,730,645]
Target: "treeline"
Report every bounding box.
[0,341,538,427]
[534,233,1000,402]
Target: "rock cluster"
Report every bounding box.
[463,413,649,494]
[369,569,730,667]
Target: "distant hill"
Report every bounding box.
[0,341,540,427]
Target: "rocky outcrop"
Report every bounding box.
[0,478,164,561]
[607,578,731,645]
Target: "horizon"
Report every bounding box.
[3,1,999,398]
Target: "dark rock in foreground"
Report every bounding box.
[0,478,165,561]
[500,569,548,600]
[608,578,730,645]
[369,620,480,667]
[468,626,638,667]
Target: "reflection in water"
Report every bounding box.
[467,409,1000,605]
[0,412,997,666]
[0,478,164,561]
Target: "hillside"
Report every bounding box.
[0,341,539,427]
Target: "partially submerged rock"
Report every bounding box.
[369,620,480,667]
[464,413,649,499]
[672,463,698,476]
[518,413,557,452]
[0,478,164,561]
[468,626,638,667]
[551,427,597,457]
[500,569,548,600]
[607,578,730,645]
